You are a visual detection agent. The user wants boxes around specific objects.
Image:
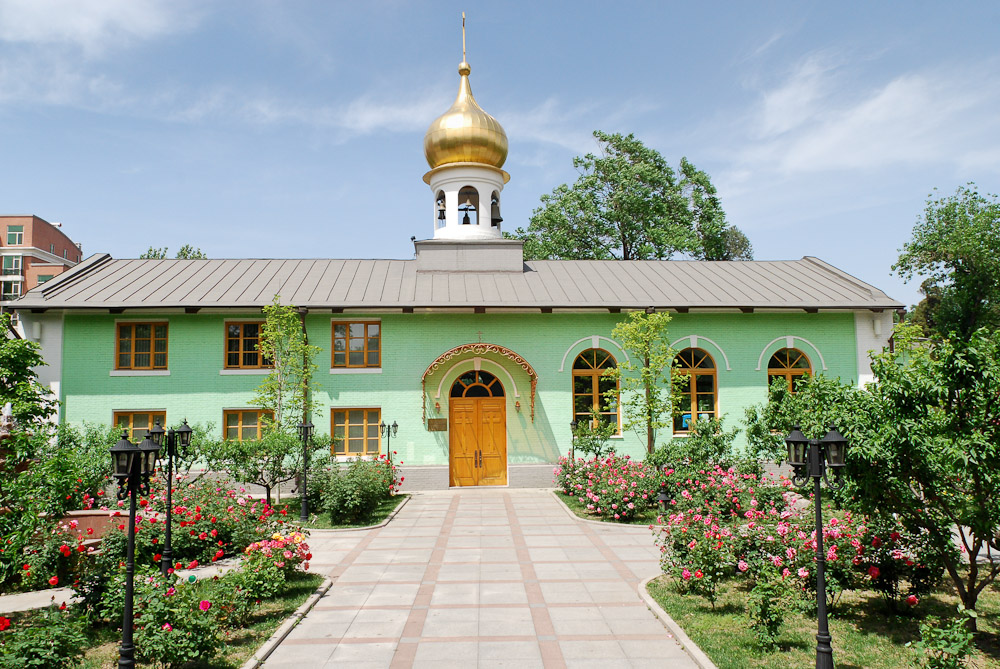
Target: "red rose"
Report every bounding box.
[868,566,880,579]
[906,595,919,607]
[154,553,162,561]
[48,575,58,586]
[0,616,10,631]
[187,560,198,569]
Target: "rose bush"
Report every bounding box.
[553,454,660,522]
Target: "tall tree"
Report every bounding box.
[140,245,207,259]
[603,310,681,455]
[0,314,56,432]
[894,184,1000,339]
[510,131,752,261]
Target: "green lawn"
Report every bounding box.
[274,494,407,530]
[647,574,1000,669]
[556,490,660,525]
[79,572,324,668]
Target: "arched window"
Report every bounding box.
[767,348,811,392]
[673,348,717,432]
[572,348,619,431]
[458,185,479,225]
[451,370,504,397]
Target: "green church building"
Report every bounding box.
[11,56,901,489]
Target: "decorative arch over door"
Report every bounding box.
[421,343,538,422]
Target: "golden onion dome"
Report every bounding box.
[423,61,508,170]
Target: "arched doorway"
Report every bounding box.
[449,370,507,486]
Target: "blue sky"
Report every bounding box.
[1,1,998,309]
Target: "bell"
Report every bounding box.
[462,210,471,225]
[491,202,503,226]
[437,202,446,221]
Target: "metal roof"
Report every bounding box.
[13,253,902,311]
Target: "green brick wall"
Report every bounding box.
[60,310,858,464]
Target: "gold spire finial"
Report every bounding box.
[459,13,470,76]
[462,12,466,62]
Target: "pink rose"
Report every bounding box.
[199,600,212,611]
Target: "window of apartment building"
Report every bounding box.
[331,408,380,456]
[49,243,54,254]
[63,249,68,259]
[114,411,166,442]
[673,348,718,433]
[37,275,54,284]
[1,281,20,301]
[572,348,619,432]
[332,322,380,368]
[116,322,168,370]
[223,409,273,441]
[225,322,270,368]
[6,226,23,245]
[1,256,21,276]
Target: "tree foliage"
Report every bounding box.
[140,245,207,259]
[752,324,1000,622]
[510,131,752,261]
[604,311,681,454]
[0,314,57,431]
[895,184,1000,338]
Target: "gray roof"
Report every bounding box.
[14,253,902,312]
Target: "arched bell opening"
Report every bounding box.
[490,191,502,230]
[435,190,446,229]
[458,185,480,226]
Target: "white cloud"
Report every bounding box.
[731,56,1000,177]
[0,0,198,55]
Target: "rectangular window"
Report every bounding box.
[1,256,21,276]
[332,321,380,368]
[114,411,166,442]
[6,226,23,245]
[1,281,20,301]
[225,322,270,368]
[37,275,54,284]
[49,243,54,254]
[63,249,68,259]
[331,408,380,456]
[223,409,273,441]
[116,322,168,370]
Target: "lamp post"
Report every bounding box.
[148,420,192,577]
[569,420,578,461]
[109,430,161,669]
[297,421,314,523]
[785,425,848,669]
[380,420,398,465]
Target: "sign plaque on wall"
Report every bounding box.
[426,418,448,432]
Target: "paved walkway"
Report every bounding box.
[263,489,697,668]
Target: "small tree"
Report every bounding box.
[757,324,1000,626]
[206,297,319,504]
[603,311,680,455]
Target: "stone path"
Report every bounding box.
[262,489,698,668]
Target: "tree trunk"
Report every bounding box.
[645,352,654,454]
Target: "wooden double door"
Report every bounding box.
[449,371,508,486]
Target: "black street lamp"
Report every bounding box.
[569,420,578,460]
[785,425,848,669]
[109,429,160,669]
[297,421,314,523]
[380,420,398,465]
[148,420,192,577]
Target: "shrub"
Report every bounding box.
[322,455,399,524]
[243,529,311,578]
[132,572,221,668]
[552,454,660,522]
[909,606,977,669]
[213,556,287,626]
[746,573,792,650]
[646,416,741,478]
[0,604,86,669]
[19,519,89,592]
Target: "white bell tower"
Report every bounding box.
[422,15,509,241]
